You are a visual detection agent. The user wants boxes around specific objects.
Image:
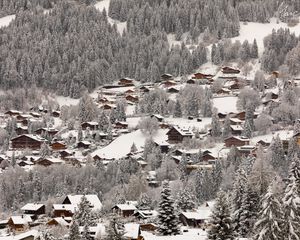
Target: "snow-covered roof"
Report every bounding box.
[65,194,102,210]
[48,217,70,226]
[0,230,39,240]
[172,126,194,136]
[52,204,77,213]
[230,125,244,131]
[21,203,44,211]
[9,215,32,225]
[181,211,203,220]
[38,157,64,164]
[116,204,137,211]
[124,223,140,239]
[11,134,46,142]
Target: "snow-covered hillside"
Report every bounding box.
[0,14,15,28]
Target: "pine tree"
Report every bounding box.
[78,125,83,142]
[268,135,286,172]
[174,99,182,118]
[137,193,152,210]
[82,223,93,240]
[251,39,259,58]
[222,115,231,139]
[253,183,284,240]
[239,181,260,237]
[105,214,125,240]
[78,93,98,122]
[176,188,196,211]
[130,142,137,153]
[231,168,248,233]
[73,195,97,226]
[68,221,81,240]
[211,109,221,138]
[208,191,235,240]
[158,181,180,236]
[282,160,300,240]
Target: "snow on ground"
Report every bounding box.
[94,0,127,34]
[213,96,238,114]
[251,130,294,144]
[232,18,300,56]
[0,14,15,28]
[56,96,80,106]
[142,228,207,240]
[92,129,168,159]
[165,117,211,131]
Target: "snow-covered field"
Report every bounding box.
[251,130,294,145]
[94,0,127,34]
[92,129,168,159]
[0,14,15,28]
[232,18,300,56]
[213,96,238,114]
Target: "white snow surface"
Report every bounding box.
[92,129,168,159]
[213,96,238,114]
[0,15,15,28]
[232,18,300,56]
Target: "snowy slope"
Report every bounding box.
[0,14,15,28]
[92,129,168,159]
[232,18,300,56]
[94,0,127,34]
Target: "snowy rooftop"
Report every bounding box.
[9,215,32,225]
[65,194,102,210]
[124,223,140,239]
[21,203,44,211]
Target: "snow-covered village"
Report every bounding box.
[0,0,300,239]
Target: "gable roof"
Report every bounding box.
[64,194,102,210]
[21,203,44,211]
[167,126,194,137]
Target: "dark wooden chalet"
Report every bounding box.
[112,204,137,217]
[161,73,173,81]
[7,215,32,232]
[11,135,45,149]
[166,126,194,143]
[52,111,61,118]
[16,126,29,135]
[179,212,204,228]
[126,95,139,103]
[21,204,45,220]
[115,121,128,129]
[77,141,91,149]
[36,157,63,167]
[5,110,21,117]
[151,114,164,122]
[34,128,58,137]
[222,66,240,74]
[51,141,67,151]
[118,78,134,86]
[225,136,250,147]
[192,72,214,79]
[154,141,170,153]
[59,150,74,159]
[81,122,99,130]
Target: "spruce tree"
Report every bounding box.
[174,99,182,118]
[282,161,300,240]
[253,183,284,240]
[211,109,221,138]
[158,181,180,236]
[176,188,196,211]
[73,195,97,226]
[208,191,235,240]
[68,221,81,240]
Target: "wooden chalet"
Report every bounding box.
[230,125,244,135]
[225,136,250,147]
[11,135,45,150]
[139,86,151,93]
[256,140,271,147]
[51,141,67,151]
[36,157,64,167]
[59,150,74,159]
[166,126,194,143]
[222,66,240,74]
[167,86,180,93]
[151,114,164,122]
[29,112,42,118]
[115,121,128,129]
[5,110,21,117]
[21,204,45,220]
[118,78,134,86]
[179,212,204,228]
[216,88,231,95]
[192,72,214,80]
[126,95,139,103]
[81,122,99,130]
[16,126,29,135]
[7,215,32,232]
[293,133,300,146]
[52,204,76,218]
[101,104,116,110]
[162,80,177,88]
[47,217,70,227]
[154,140,170,153]
[34,128,58,137]
[161,73,173,81]
[77,141,91,149]
[52,111,61,118]
[112,204,137,217]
